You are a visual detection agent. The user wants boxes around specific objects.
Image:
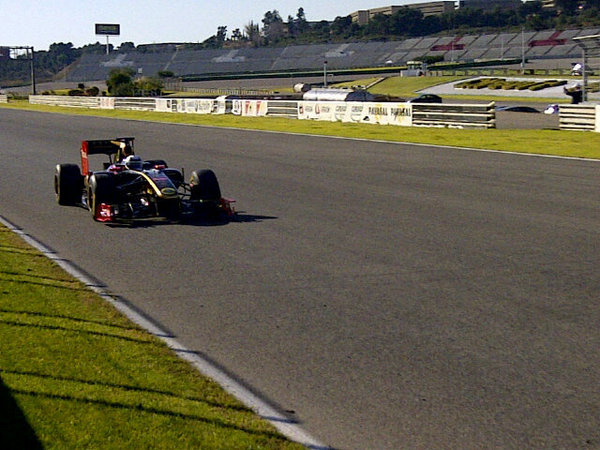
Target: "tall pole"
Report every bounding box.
[323,60,328,87]
[582,47,587,102]
[30,47,36,95]
[521,27,525,73]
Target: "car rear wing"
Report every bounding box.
[80,137,135,175]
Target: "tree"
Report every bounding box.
[118,42,136,52]
[134,76,163,96]
[365,13,390,37]
[262,10,285,44]
[106,68,135,96]
[231,28,244,41]
[584,0,600,8]
[389,7,425,37]
[554,0,579,15]
[295,7,308,34]
[202,26,227,49]
[244,21,261,46]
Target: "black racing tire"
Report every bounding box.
[54,164,83,206]
[88,172,116,217]
[189,169,221,202]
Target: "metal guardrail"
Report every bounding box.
[113,98,158,111]
[30,95,101,108]
[33,95,600,132]
[267,101,298,118]
[0,94,8,103]
[559,104,598,131]
[412,102,496,128]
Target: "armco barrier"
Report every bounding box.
[30,95,104,108]
[113,98,158,111]
[559,104,599,131]
[412,102,496,129]
[28,95,502,129]
[266,101,298,118]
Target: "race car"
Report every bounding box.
[54,137,235,222]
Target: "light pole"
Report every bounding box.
[30,47,36,95]
[323,60,328,88]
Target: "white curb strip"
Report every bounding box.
[0,215,329,449]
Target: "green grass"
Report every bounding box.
[368,75,466,98]
[2,99,599,159]
[0,225,303,449]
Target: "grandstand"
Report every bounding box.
[64,28,599,82]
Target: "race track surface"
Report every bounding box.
[1,109,599,449]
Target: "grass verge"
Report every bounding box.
[2,100,600,159]
[0,224,303,449]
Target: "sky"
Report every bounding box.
[0,0,448,51]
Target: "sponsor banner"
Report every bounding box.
[241,100,268,117]
[179,99,214,114]
[298,101,339,121]
[364,102,412,126]
[99,97,115,109]
[156,99,214,114]
[155,98,171,112]
[298,101,412,126]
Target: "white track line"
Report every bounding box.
[0,215,329,449]
[131,116,600,163]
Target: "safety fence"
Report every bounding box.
[558,104,600,131]
[29,95,500,129]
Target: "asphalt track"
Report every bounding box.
[1,108,600,449]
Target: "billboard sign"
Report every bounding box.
[95,24,120,36]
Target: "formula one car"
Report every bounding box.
[54,137,235,222]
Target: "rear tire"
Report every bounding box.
[54,164,83,206]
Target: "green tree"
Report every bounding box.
[554,0,579,14]
[262,10,285,44]
[106,68,135,96]
[295,7,308,34]
[244,21,261,47]
[118,42,136,52]
[134,76,163,96]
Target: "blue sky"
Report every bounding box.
[1,0,445,51]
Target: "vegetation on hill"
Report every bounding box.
[2,0,600,86]
[204,0,600,48]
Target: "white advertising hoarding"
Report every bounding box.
[299,101,412,126]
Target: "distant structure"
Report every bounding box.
[350,0,523,26]
[458,0,522,9]
[350,2,455,25]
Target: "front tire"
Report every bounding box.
[54,164,83,206]
[189,169,221,202]
[88,172,116,218]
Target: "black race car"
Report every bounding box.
[54,137,235,222]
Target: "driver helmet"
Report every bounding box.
[123,155,143,170]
